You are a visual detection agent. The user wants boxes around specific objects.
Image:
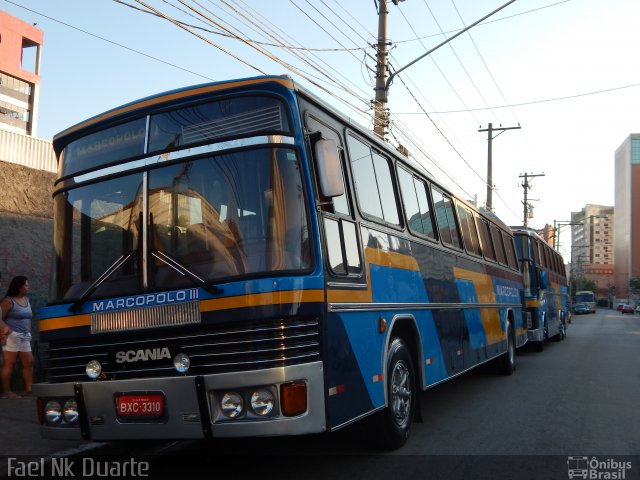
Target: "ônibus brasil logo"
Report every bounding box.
[567,456,632,479]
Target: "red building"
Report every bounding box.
[0,10,43,135]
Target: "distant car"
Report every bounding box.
[621,304,634,314]
[636,305,640,315]
[574,303,589,315]
[617,304,625,311]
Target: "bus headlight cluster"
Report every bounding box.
[43,398,80,425]
[216,387,276,420]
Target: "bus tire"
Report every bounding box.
[499,322,516,375]
[368,337,416,450]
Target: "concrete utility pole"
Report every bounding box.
[373,0,396,140]
[519,172,545,227]
[479,123,521,211]
[374,0,516,141]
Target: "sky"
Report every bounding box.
[2,0,639,260]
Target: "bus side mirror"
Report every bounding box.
[314,139,344,198]
[539,270,548,290]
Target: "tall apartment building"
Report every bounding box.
[614,134,640,301]
[570,204,614,299]
[0,10,42,135]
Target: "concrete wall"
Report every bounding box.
[0,159,56,327]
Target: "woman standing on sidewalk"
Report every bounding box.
[1,276,33,398]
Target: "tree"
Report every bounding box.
[570,277,597,296]
[629,278,640,296]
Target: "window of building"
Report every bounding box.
[632,139,640,164]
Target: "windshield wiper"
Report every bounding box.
[68,250,136,313]
[150,249,223,295]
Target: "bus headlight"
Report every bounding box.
[173,353,190,374]
[250,389,275,416]
[45,400,62,424]
[85,360,102,380]
[220,392,244,418]
[63,399,79,424]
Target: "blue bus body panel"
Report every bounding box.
[324,227,523,429]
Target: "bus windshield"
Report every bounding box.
[575,292,595,303]
[52,147,311,301]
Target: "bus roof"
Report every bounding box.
[53,75,295,154]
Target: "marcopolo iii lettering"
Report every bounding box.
[92,288,198,313]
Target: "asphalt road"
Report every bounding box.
[30,309,640,480]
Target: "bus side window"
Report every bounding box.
[490,226,507,265]
[431,186,462,249]
[397,166,436,240]
[456,205,482,256]
[324,217,361,276]
[306,114,350,216]
[477,217,496,262]
[503,234,519,271]
[306,115,362,277]
[347,134,400,226]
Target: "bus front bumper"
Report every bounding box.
[34,362,325,441]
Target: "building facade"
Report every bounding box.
[570,204,614,300]
[0,10,42,135]
[0,11,55,331]
[614,135,640,301]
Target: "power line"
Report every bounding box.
[115,0,365,51]
[394,81,640,114]
[2,0,216,81]
[393,0,572,46]
[450,0,519,125]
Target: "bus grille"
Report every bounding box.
[91,301,201,334]
[43,317,320,383]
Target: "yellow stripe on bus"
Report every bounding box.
[453,267,503,345]
[200,289,324,313]
[327,247,419,303]
[39,289,324,333]
[40,314,91,332]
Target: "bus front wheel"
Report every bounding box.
[499,321,516,375]
[368,337,416,450]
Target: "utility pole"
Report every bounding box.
[374,0,516,141]
[478,123,521,211]
[519,172,544,227]
[373,0,393,140]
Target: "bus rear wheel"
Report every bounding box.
[368,337,416,450]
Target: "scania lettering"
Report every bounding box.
[115,348,171,364]
[34,76,525,449]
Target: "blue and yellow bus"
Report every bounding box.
[34,76,525,449]
[512,228,569,351]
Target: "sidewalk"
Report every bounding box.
[0,394,99,457]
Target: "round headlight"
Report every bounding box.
[250,389,275,416]
[220,392,244,419]
[63,399,79,424]
[85,360,102,380]
[45,400,62,424]
[173,353,190,374]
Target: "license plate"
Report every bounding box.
[116,393,164,419]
